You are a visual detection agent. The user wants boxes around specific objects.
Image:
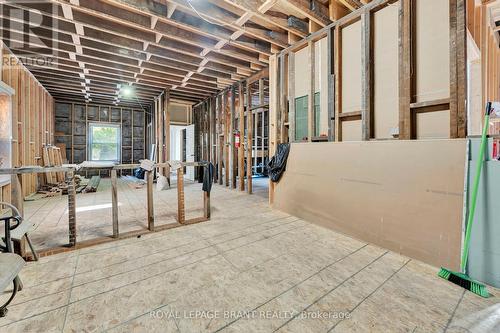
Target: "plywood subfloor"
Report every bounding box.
[0,183,498,332]
[24,177,207,250]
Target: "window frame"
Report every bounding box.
[88,122,122,162]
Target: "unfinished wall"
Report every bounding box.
[466,0,500,135]
[273,140,467,270]
[0,44,54,199]
[54,101,149,171]
[275,0,466,143]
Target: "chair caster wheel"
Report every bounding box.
[0,308,8,317]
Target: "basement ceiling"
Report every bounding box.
[0,0,359,107]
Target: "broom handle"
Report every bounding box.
[461,102,492,272]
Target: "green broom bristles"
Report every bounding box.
[438,267,490,298]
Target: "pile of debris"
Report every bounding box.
[26,174,101,201]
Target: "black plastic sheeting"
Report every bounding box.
[267,143,290,183]
[202,162,215,192]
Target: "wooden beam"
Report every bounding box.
[334,26,342,141]
[308,40,315,142]
[238,83,245,191]
[230,86,237,189]
[111,169,119,238]
[361,11,373,140]
[246,82,253,194]
[164,88,171,179]
[288,52,296,141]
[398,0,412,140]
[327,27,335,141]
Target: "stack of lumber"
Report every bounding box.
[42,146,65,184]
[82,176,101,193]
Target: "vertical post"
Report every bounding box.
[327,27,335,141]
[164,89,171,179]
[146,170,154,231]
[218,95,223,185]
[308,40,315,142]
[259,79,265,174]
[247,82,253,194]
[111,169,118,238]
[361,11,373,141]
[334,26,342,141]
[224,91,230,187]
[157,95,164,174]
[279,54,288,143]
[11,174,26,256]
[67,170,76,247]
[399,0,412,139]
[203,191,211,219]
[177,167,185,223]
[230,86,237,189]
[288,52,296,142]
[455,0,467,138]
[238,83,245,191]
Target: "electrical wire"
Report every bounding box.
[186,0,234,28]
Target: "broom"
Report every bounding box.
[438,102,493,298]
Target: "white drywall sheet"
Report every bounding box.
[373,3,399,139]
[415,0,450,103]
[273,140,466,271]
[341,21,362,114]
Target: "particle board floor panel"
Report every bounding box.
[0,183,498,332]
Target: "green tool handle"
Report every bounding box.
[461,102,492,272]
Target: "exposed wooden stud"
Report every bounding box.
[164,88,171,179]
[361,11,373,140]
[67,171,77,247]
[308,40,315,142]
[246,82,253,194]
[288,52,296,141]
[238,83,245,191]
[146,170,154,231]
[398,0,412,140]
[230,86,237,189]
[177,167,185,224]
[327,27,335,141]
[334,26,342,141]
[111,169,118,238]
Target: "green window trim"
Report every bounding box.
[295,95,308,141]
[295,92,321,141]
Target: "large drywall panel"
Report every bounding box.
[341,21,362,113]
[273,140,466,270]
[342,120,362,141]
[416,110,450,139]
[415,0,450,103]
[373,4,399,139]
[294,46,309,98]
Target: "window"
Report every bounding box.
[295,95,308,141]
[295,94,321,140]
[89,123,121,161]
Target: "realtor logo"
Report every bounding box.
[0,0,59,67]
